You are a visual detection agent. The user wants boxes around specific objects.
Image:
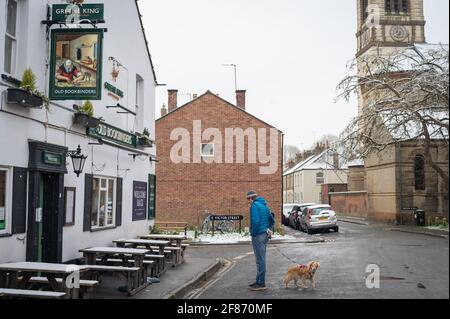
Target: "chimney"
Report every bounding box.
[236,90,246,110]
[161,104,167,117]
[193,94,198,99]
[168,89,178,112]
[333,153,340,169]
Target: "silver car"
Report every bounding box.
[299,204,339,234]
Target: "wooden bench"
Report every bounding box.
[154,222,188,235]
[95,259,156,277]
[151,246,182,267]
[28,277,99,299]
[144,255,166,276]
[0,288,66,299]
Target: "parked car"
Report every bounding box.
[282,203,300,226]
[298,204,339,234]
[288,203,316,230]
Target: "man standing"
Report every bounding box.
[247,190,275,291]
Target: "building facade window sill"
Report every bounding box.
[0,233,13,238]
[90,226,117,233]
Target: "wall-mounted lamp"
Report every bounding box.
[67,145,87,177]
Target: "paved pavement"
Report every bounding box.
[187,222,449,299]
[89,257,218,299]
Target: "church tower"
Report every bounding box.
[356,0,426,58]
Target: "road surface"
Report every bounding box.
[185,222,449,299]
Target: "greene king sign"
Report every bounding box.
[52,4,104,23]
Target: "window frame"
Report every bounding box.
[385,0,409,15]
[316,172,325,185]
[414,154,426,191]
[4,0,19,76]
[201,143,215,158]
[0,167,12,235]
[135,74,144,132]
[90,176,116,230]
[361,0,369,22]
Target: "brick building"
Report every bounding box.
[155,90,283,227]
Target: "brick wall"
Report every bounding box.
[329,191,368,219]
[156,92,283,227]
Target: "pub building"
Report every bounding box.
[0,0,158,264]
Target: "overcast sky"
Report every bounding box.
[140,0,449,150]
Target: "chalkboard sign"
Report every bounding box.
[210,215,244,221]
[132,181,147,221]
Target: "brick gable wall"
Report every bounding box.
[156,93,283,228]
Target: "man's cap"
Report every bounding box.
[246,190,258,199]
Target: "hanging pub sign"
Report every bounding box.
[132,181,148,221]
[49,29,103,100]
[87,122,137,148]
[52,3,104,23]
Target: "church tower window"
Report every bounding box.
[414,155,426,190]
[361,0,369,21]
[386,0,409,15]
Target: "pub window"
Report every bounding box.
[91,177,116,229]
[414,155,425,190]
[4,0,18,75]
[0,169,8,233]
[316,172,324,185]
[386,0,408,14]
[201,143,214,157]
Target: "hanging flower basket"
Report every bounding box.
[7,88,43,109]
[73,112,101,128]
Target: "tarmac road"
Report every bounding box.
[185,222,449,299]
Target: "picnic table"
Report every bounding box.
[0,262,89,299]
[79,247,150,296]
[113,239,170,275]
[139,234,187,265]
[139,234,186,247]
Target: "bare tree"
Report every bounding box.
[337,44,449,189]
[283,144,301,163]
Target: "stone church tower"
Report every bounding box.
[344,0,449,223]
[356,0,426,58]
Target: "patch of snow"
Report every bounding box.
[193,232,295,244]
[425,226,449,232]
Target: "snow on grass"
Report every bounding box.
[193,232,295,244]
[425,226,449,232]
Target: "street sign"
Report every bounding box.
[210,215,244,221]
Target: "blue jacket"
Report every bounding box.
[250,197,275,237]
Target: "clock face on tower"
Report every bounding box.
[390,25,409,42]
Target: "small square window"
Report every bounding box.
[201,143,214,157]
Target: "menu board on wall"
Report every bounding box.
[132,181,147,221]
